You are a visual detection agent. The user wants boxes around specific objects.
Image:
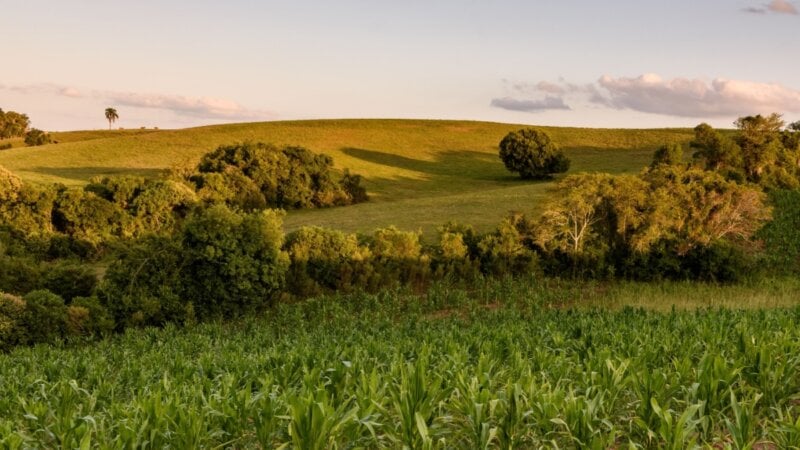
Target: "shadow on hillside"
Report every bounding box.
[341,147,516,182]
[28,166,166,183]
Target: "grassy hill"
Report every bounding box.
[0,119,694,236]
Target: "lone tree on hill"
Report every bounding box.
[104,108,119,130]
[498,128,570,180]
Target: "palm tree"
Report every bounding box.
[105,107,119,130]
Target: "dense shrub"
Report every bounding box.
[52,189,128,244]
[431,223,481,279]
[181,205,289,319]
[24,128,51,146]
[478,214,539,276]
[757,189,800,274]
[189,142,367,210]
[68,297,115,337]
[284,227,373,295]
[84,176,198,238]
[0,256,41,295]
[41,262,98,301]
[0,293,26,350]
[368,227,429,288]
[99,235,188,329]
[21,290,68,345]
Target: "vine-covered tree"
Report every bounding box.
[498,128,570,180]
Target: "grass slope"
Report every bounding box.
[0,119,693,236]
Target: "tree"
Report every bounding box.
[534,173,614,255]
[104,108,119,130]
[0,109,31,139]
[734,113,784,181]
[651,143,684,168]
[24,128,51,146]
[498,128,570,180]
[690,123,742,172]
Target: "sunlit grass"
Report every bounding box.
[0,119,693,236]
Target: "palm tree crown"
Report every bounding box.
[105,107,119,130]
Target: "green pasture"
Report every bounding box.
[0,119,693,236]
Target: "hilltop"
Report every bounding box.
[0,119,693,236]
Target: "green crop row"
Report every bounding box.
[1,278,800,448]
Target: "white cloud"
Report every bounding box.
[490,96,571,112]
[768,0,798,14]
[595,74,800,117]
[0,82,272,121]
[743,0,798,14]
[102,91,270,120]
[493,74,800,118]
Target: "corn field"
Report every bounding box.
[1,280,800,449]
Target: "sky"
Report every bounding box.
[1,0,800,131]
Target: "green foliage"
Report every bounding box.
[189,142,367,210]
[284,226,372,295]
[498,128,570,179]
[40,262,97,302]
[21,290,68,345]
[23,128,51,147]
[180,205,289,319]
[0,293,25,350]
[52,188,128,244]
[477,213,538,276]
[651,142,684,167]
[369,226,429,287]
[99,235,188,329]
[533,166,771,280]
[68,296,115,337]
[757,189,800,274]
[0,256,42,298]
[691,123,742,173]
[0,109,30,140]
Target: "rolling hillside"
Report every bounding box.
[0,119,694,236]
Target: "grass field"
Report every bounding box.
[0,120,694,236]
[3,277,800,448]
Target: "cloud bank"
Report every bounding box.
[0,83,271,121]
[491,74,800,118]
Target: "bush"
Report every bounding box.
[369,227,430,288]
[285,227,373,295]
[21,290,68,345]
[0,256,41,295]
[757,189,800,274]
[68,296,115,337]
[0,293,26,350]
[477,214,539,276]
[52,189,128,243]
[189,142,367,210]
[24,128,51,146]
[41,262,98,301]
[99,235,188,329]
[431,223,481,279]
[499,128,570,180]
[181,205,289,319]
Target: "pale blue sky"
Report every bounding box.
[2,0,799,130]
